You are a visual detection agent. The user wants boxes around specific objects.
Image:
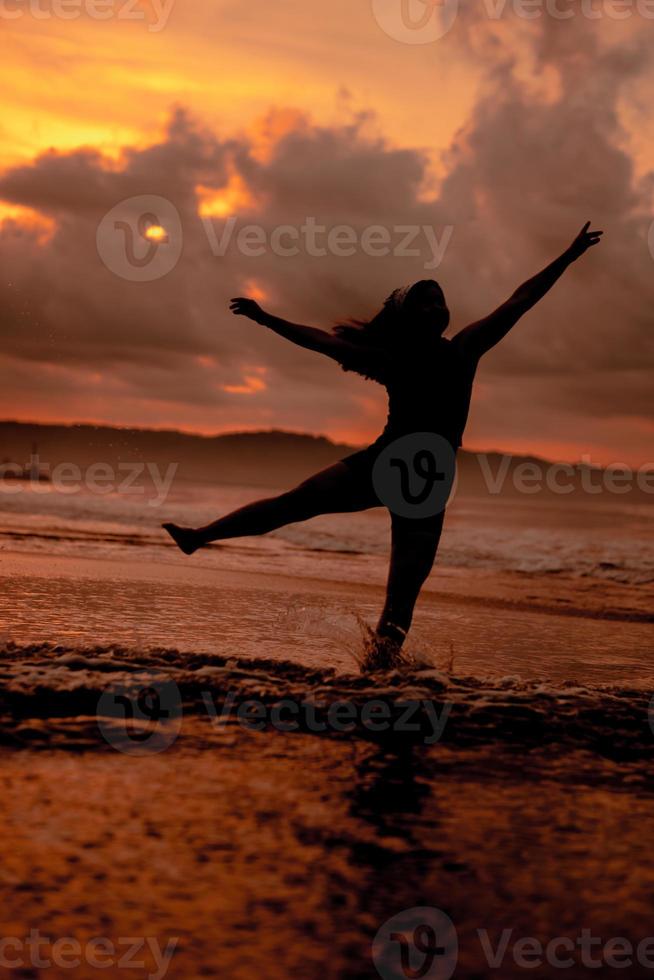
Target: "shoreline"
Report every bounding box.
[0,546,650,624]
[0,548,652,689]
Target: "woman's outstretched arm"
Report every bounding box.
[230,297,347,356]
[454,222,604,359]
[229,297,386,373]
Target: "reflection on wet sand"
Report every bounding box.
[2,636,654,978]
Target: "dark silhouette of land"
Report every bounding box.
[1,420,651,500]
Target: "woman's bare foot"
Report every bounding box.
[360,624,407,674]
[162,523,202,556]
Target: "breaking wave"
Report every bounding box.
[2,643,653,778]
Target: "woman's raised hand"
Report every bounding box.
[567,222,604,261]
[229,297,266,323]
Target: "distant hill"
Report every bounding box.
[0,421,651,501]
[0,422,355,489]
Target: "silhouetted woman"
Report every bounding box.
[164,223,603,664]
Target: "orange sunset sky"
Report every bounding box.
[2,0,653,466]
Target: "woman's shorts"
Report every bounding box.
[340,445,446,536]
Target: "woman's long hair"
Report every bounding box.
[332,281,437,379]
[331,300,398,381]
[333,296,399,350]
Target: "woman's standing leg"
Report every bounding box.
[374,511,445,653]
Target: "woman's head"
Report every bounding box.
[389,279,450,334]
[333,278,450,378]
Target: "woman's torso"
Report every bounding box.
[373,336,477,451]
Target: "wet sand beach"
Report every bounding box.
[1,536,653,979]
[0,481,651,979]
[4,730,654,980]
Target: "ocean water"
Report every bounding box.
[1,478,652,585]
[0,479,651,686]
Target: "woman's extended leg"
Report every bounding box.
[374,511,445,652]
[163,461,377,555]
